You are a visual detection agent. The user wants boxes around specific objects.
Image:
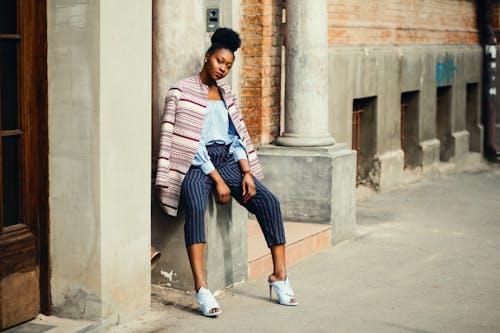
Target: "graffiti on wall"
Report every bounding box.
[436,58,457,85]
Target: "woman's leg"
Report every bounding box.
[181,167,213,292]
[187,243,221,315]
[218,160,288,279]
[187,243,206,291]
[269,244,287,281]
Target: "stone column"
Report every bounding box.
[276,0,335,147]
[258,0,356,245]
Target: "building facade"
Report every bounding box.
[0,0,495,331]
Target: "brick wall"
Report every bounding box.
[240,0,480,144]
[328,0,479,45]
[240,0,283,145]
[493,3,500,38]
[494,4,500,28]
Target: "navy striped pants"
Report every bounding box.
[180,144,286,248]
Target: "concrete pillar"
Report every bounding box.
[48,0,151,326]
[277,0,335,147]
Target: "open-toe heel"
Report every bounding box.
[267,276,299,306]
[196,287,222,317]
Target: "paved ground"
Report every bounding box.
[100,165,500,333]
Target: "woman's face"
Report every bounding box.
[204,48,234,81]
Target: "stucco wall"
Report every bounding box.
[48,0,152,324]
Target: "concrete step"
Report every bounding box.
[247,220,331,281]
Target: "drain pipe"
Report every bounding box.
[478,0,500,161]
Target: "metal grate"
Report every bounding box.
[352,107,364,152]
[352,105,364,182]
[400,102,408,150]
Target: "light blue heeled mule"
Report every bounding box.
[196,287,222,317]
[268,276,299,306]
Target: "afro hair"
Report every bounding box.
[208,27,241,54]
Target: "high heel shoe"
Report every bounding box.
[196,287,222,317]
[268,276,299,306]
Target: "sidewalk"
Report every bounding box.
[97,164,500,333]
[13,164,496,333]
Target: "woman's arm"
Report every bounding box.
[238,159,256,203]
[156,85,181,188]
[208,160,255,204]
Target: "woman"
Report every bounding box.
[156,28,298,317]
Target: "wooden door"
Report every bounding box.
[0,0,49,329]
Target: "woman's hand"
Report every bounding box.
[241,174,256,203]
[215,179,231,204]
[208,170,231,205]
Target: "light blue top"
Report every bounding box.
[192,100,248,174]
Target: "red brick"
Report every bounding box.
[241,0,284,145]
[327,0,479,45]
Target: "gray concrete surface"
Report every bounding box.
[257,144,357,244]
[103,165,500,333]
[48,0,152,322]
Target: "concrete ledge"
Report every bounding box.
[205,198,248,292]
[151,195,247,292]
[257,144,356,245]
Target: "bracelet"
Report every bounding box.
[242,170,252,177]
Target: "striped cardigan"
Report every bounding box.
[156,75,264,217]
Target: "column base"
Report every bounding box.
[376,150,405,191]
[276,133,335,147]
[257,144,356,245]
[451,130,470,167]
[420,139,441,176]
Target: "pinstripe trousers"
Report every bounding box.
[180,144,286,248]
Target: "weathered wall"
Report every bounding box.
[321,1,484,189]
[328,0,478,45]
[151,0,249,292]
[48,0,151,324]
[329,45,482,189]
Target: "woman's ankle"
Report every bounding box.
[195,281,208,292]
[268,272,287,282]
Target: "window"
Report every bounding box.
[1,0,22,227]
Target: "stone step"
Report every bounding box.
[247,220,331,281]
